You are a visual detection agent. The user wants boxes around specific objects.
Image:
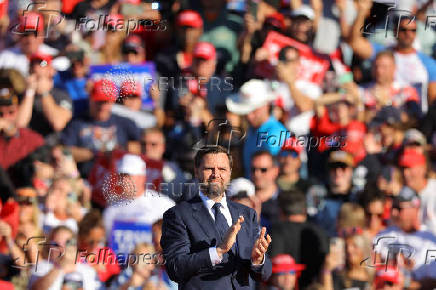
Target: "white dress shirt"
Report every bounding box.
[199,192,264,267]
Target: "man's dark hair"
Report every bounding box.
[251,150,278,167]
[359,183,386,210]
[278,189,307,216]
[194,145,233,169]
[278,46,299,62]
[0,167,15,203]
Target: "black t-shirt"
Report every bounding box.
[29,88,72,138]
[269,220,329,288]
[62,113,140,176]
[332,271,370,290]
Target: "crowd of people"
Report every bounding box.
[0,0,435,289]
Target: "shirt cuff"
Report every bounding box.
[251,254,265,267]
[209,247,222,266]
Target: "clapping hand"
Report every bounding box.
[217,216,244,258]
[251,227,271,265]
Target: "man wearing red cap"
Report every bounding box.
[374,266,403,290]
[399,148,436,236]
[155,10,203,77]
[0,12,57,76]
[111,80,157,129]
[62,79,140,177]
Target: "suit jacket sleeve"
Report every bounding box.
[249,209,272,282]
[161,207,212,283]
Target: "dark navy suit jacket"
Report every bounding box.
[161,195,272,290]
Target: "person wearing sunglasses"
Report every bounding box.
[348,0,436,107]
[250,150,280,228]
[373,187,436,286]
[361,188,387,241]
[29,225,98,290]
[277,137,311,194]
[311,151,355,237]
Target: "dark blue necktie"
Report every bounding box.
[212,202,229,242]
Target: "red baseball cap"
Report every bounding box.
[398,148,426,168]
[281,137,303,155]
[271,254,305,274]
[30,53,52,66]
[375,266,400,288]
[120,80,142,97]
[17,12,44,34]
[265,12,285,30]
[91,79,118,102]
[177,10,203,28]
[193,42,216,60]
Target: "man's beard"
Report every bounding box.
[201,181,226,198]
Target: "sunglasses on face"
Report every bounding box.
[399,27,416,32]
[251,167,269,173]
[366,211,384,219]
[51,238,77,248]
[280,58,299,64]
[280,150,299,158]
[275,270,296,275]
[143,141,160,147]
[339,226,363,238]
[329,162,350,170]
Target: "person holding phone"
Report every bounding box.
[29,225,97,290]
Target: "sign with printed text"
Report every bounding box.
[261,31,331,85]
[89,63,156,110]
[110,220,152,254]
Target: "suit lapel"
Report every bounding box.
[191,196,219,242]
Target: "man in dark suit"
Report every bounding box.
[161,145,272,289]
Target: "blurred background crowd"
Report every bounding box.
[0,0,435,289]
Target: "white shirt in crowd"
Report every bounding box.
[419,179,436,236]
[271,80,322,136]
[0,44,58,76]
[42,212,78,235]
[103,189,175,240]
[29,260,97,290]
[111,104,157,129]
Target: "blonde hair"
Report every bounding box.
[337,203,365,231]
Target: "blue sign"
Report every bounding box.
[110,220,152,254]
[89,62,156,110]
